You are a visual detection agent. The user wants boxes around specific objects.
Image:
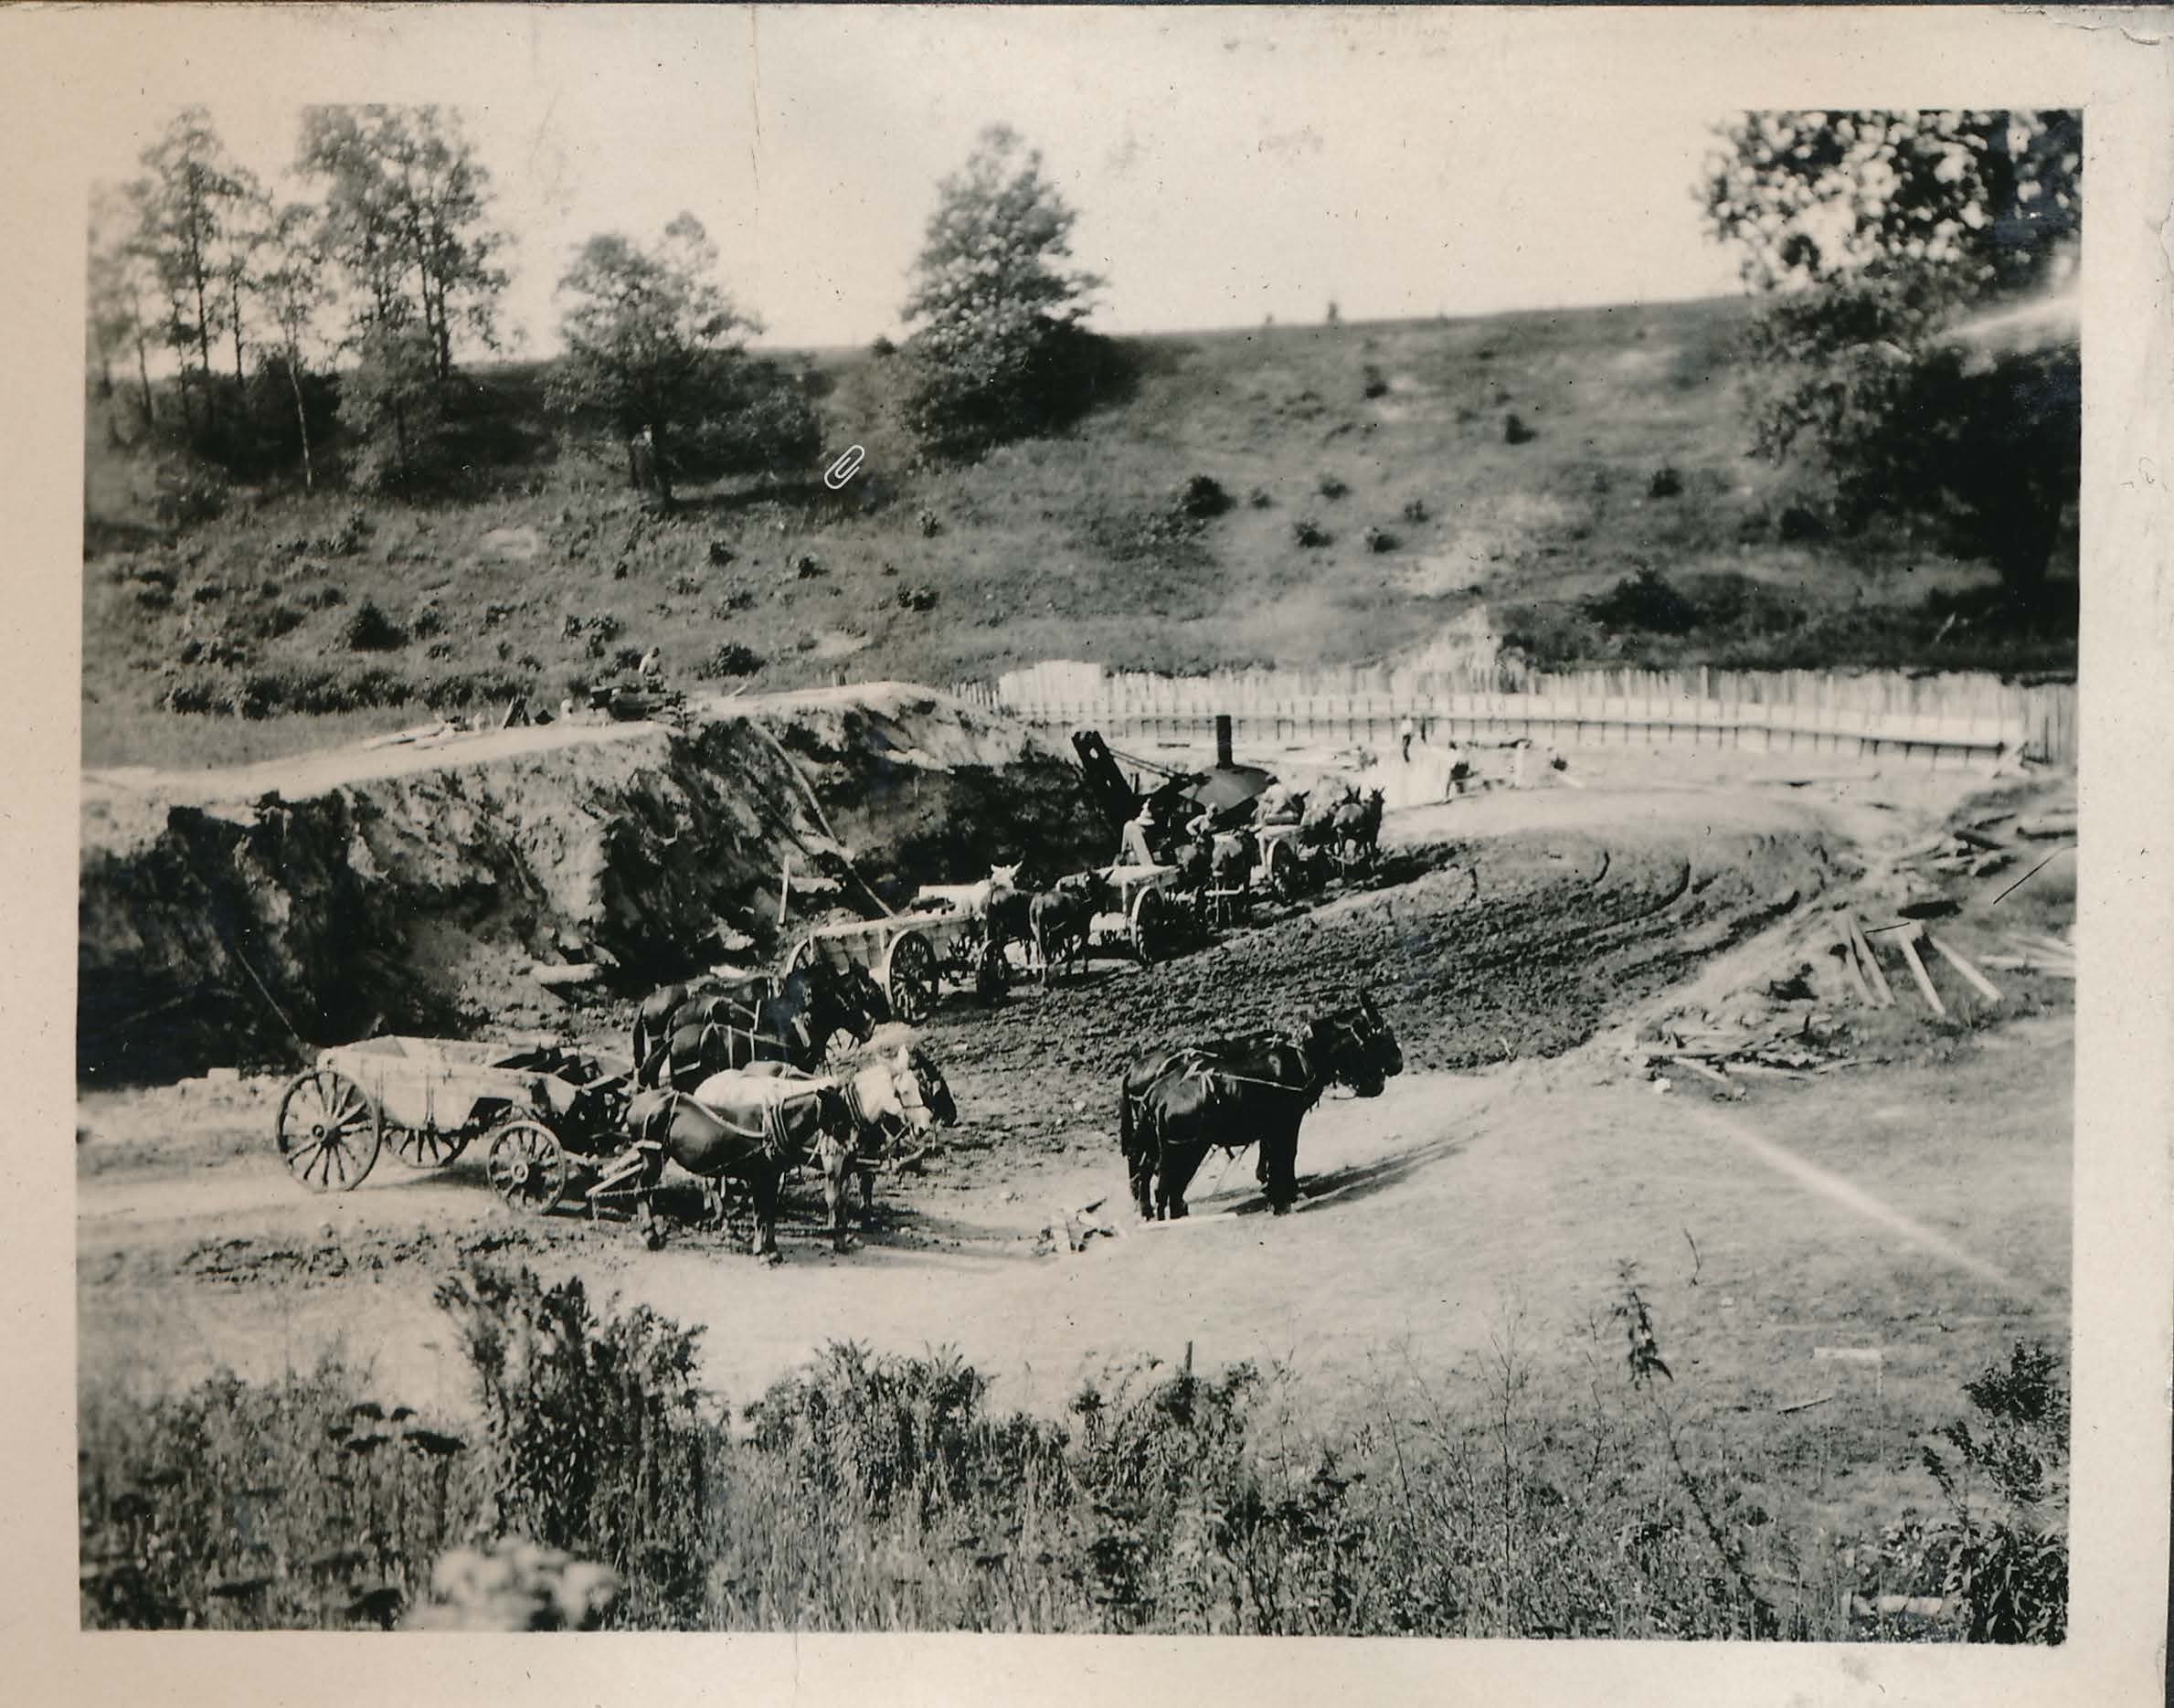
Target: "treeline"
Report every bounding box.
[90,109,1115,499]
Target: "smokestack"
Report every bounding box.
[1215,714,1233,769]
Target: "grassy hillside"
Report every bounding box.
[81,298,2075,769]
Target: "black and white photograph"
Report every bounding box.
[3,5,2169,1703]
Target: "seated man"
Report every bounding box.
[1119,801,1160,869]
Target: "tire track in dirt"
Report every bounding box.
[921,818,1836,1174]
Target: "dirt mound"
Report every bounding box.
[78,687,1107,1086]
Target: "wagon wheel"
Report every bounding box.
[883,930,939,1024]
[486,1119,569,1216]
[973,936,1011,1004]
[821,1026,862,1068]
[783,937,817,975]
[1132,886,1178,968]
[387,1121,471,1171]
[275,1068,383,1193]
[1267,846,1305,903]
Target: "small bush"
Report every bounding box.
[342,599,406,652]
[1586,568,1700,636]
[697,642,765,679]
[917,509,942,538]
[411,604,445,641]
[1175,474,1233,521]
[713,591,758,619]
[1363,526,1398,554]
[1291,518,1331,548]
[1248,487,1274,509]
[429,641,456,661]
[1402,498,1428,524]
[707,540,737,567]
[793,553,825,578]
[870,334,897,359]
[1362,365,1389,399]
[897,585,939,612]
[1317,473,1350,501]
[1649,466,1684,499]
[1504,413,1536,445]
[670,574,703,597]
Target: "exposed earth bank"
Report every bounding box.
[79,685,1108,1085]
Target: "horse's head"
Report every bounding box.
[903,1045,958,1127]
[1313,992,1402,1098]
[989,862,1021,892]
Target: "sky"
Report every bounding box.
[69,6,1766,355]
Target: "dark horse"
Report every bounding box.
[623,1069,857,1260]
[634,960,885,1088]
[1030,870,1114,989]
[1118,992,1402,1220]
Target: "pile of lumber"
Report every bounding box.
[1893,803,2038,881]
[1628,1010,1860,1090]
[1836,908,2010,1018]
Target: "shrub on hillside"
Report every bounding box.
[1291,517,1331,548]
[1504,413,1537,445]
[342,599,406,652]
[1402,497,1428,524]
[1363,526,1398,554]
[1175,474,1233,520]
[1318,473,1350,500]
[1649,466,1684,499]
[1362,365,1389,399]
[697,642,765,679]
[1586,568,1700,636]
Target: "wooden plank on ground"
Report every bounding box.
[1893,927,1946,1016]
[1925,933,2003,1003]
[1846,912,1894,1007]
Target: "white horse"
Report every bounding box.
[912,862,1021,918]
[724,1039,959,1225]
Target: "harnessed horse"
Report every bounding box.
[623,1071,857,1259]
[1118,992,1403,1221]
[737,1043,959,1223]
[634,959,886,1088]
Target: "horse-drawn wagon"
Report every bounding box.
[786,905,1005,1024]
[273,1035,632,1215]
[1089,861,1197,967]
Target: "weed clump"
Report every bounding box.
[1291,517,1331,549]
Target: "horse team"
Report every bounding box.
[612,769,1403,1260]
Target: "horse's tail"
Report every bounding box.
[1119,1074,1135,1161]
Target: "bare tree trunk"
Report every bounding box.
[134,333,154,431]
[285,349,314,491]
[229,271,246,387]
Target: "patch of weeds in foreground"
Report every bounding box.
[78,1260,2067,1639]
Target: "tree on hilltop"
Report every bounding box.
[297,105,510,488]
[550,214,819,502]
[900,124,1116,456]
[1701,111,2081,601]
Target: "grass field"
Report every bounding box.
[81,297,2076,769]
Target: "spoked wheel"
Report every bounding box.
[387,1122,471,1171]
[486,1119,569,1216]
[884,930,939,1024]
[275,1068,383,1193]
[821,1027,862,1068]
[1132,886,1177,968]
[973,937,1011,1004]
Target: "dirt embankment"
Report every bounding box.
[78,685,1107,1086]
